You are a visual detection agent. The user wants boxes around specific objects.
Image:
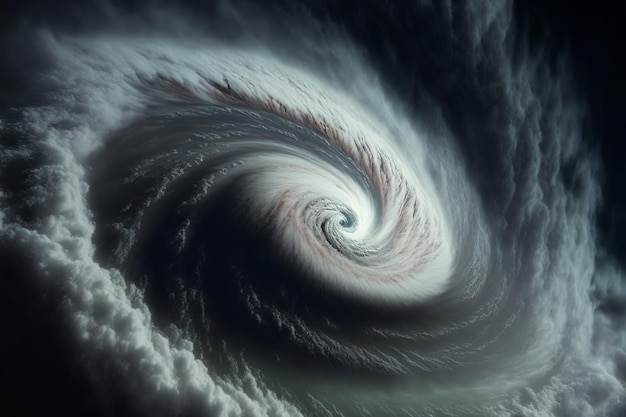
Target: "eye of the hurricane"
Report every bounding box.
[339,210,354,229]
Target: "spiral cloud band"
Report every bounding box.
[1,1,625,416]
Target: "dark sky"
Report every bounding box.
[516,0,626,267]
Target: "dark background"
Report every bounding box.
[1,1,625,416]
[518,0,626,269]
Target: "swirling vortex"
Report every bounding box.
[0,2,624,417]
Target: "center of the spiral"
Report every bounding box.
[339,210,356,231]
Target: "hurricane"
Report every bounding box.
[1,1,625,416]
